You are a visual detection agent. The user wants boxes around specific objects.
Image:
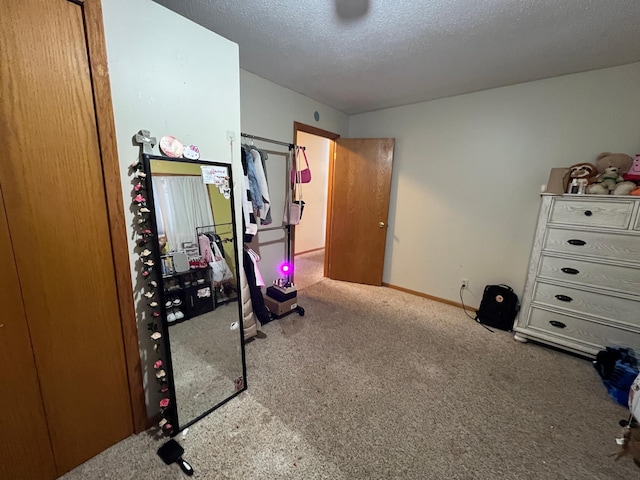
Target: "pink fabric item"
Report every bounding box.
[198,235,214,263]
[246,248,264,287]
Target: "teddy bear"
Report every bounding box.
[586,152,636,195]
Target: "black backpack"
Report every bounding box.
[475,284,519,331]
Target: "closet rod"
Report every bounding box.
[240,132,305,151]
[258,225,288,233]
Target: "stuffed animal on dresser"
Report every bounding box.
[566,162,598,193]
[568,162,598,183]
[586,152,636,195]
[624,154,640,182]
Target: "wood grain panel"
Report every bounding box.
[527,307,640,352]
[82,0,147,434]
[533,281,640,327]
[538,254,640,296]
[549,198,633,229]
[0,0,133,474]
[327,138,394,285]
[544,228,640,263]
[0,191,57,480]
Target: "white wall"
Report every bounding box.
[294,132,330,254]
[240,70,349,287]
[349,62,640,307]
[240,70,350,142]
[102,0,241,418]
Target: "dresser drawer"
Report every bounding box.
[544,228,640,263]
[549,198,634,229]
[532,281,640,328]
[538,254,640,296]
[527,307,640,350]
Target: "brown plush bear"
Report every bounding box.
[586,152,636,195]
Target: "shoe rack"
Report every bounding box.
[163,268,214,325]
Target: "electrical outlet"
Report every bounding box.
[461,278,469,289]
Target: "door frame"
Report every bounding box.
[80,0,147,433]
[292,122,340,278]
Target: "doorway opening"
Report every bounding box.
[292,122,339,290]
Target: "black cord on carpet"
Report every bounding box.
[460,285,493,333]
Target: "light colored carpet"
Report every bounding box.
[61,279,636,479]
[294,249,325,291]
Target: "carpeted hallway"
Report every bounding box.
[293,249,325,291]
[62,279,636,479]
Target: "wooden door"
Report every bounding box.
[0,190,58,480]
[0,0,133,475]
[326,138,395,285]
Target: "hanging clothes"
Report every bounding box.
[250,147,271,224]
[244,247,264,288]
[256,148,272,225]
[210,233,227,261]
[198,234,214,263]
[210,241,233,284]
[241,148,258,238]
[242,146,263,211]
[243,249,271,325]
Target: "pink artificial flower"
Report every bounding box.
[160,385,169,393]
[154,360,163,369]
[134,194,145,203]
[160,398,170,408]
[134,183,144,191]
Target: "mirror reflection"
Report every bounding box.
[147,157,246,430]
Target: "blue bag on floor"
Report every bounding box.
[593,347,638,407]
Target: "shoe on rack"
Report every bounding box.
[165,299,173,308]
[167,312,176,323]
[174,310,184,320]
[173,298,182,306]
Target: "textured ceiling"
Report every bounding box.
[153,0,640,115]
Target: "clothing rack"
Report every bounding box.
[240,132,305,151]
[196,222,233,236]
[240,132,305,319]
[240,133,302,276]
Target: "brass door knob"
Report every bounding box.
[379,222,385,228]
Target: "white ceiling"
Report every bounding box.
[154,0,640,115]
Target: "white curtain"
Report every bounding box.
[152,176,214,252]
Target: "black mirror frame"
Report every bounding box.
[142,153,247,435]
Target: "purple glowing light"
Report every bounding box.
[279,262,293,276]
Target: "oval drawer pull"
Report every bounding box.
[567,239,586,246]
[561,267,579,275]
[549,320,567,329]
[584,210,593,217]
[555,294,573,302]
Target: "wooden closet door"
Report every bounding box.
[0,0,133,475]
[0,190,57,479]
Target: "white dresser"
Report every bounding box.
[514,194,640,357]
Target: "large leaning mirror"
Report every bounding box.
[143,154,246,433]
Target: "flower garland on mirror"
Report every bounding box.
[132,129,173,436]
